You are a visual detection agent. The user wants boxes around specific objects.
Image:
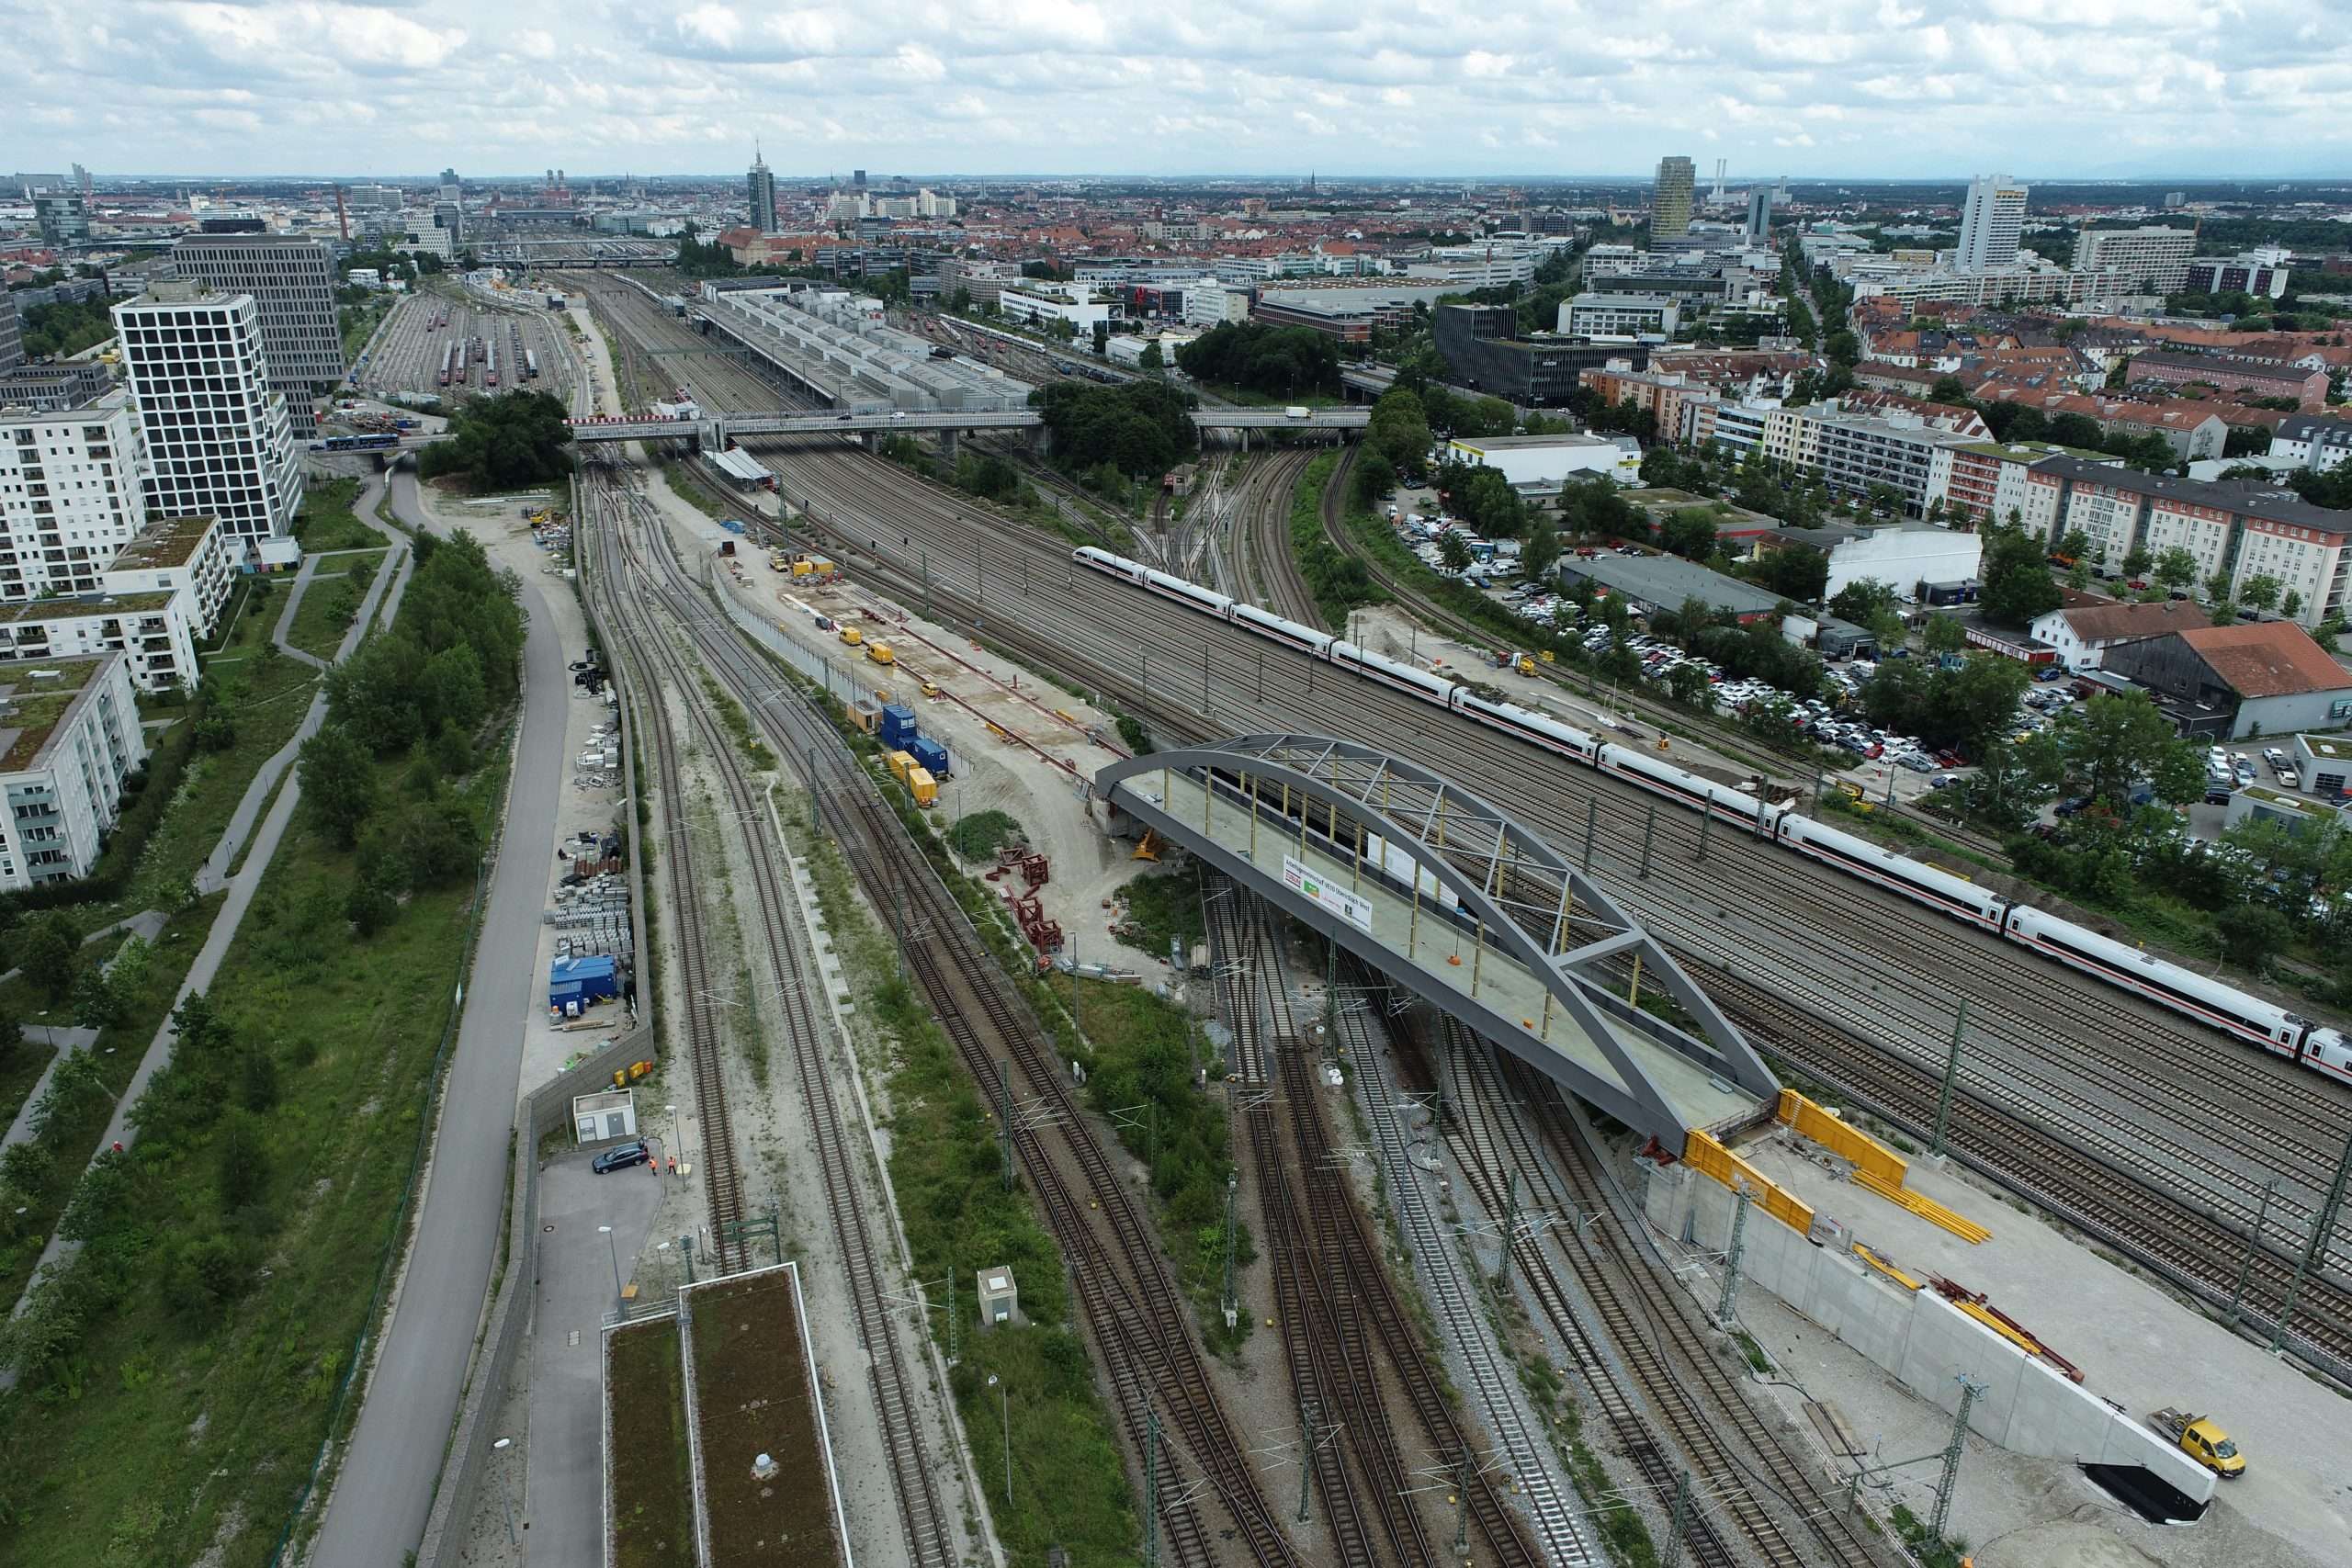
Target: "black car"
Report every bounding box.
[591,1139,651,1174]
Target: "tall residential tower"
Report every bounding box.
[1651,156,1695,240]
[1954,175,2029,272]
[112,285,304,542]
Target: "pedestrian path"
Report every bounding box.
[271,553,329,671]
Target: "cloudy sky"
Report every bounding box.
[4,0,2347,180]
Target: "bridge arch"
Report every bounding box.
[1098,734,1778,1145]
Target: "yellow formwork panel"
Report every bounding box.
[1682,1129,1815,1235]
[1776,1089,1907,1187]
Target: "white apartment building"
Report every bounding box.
[1954,175,2028,271]
[1697,400,1771,461]
[1931,440,2115,533]
[401,220,454,260]
[1812,414,1966,516]
[1851,265,2131,310]
[0,391,148,603]
[1182,284,1252,328]
[995,281,1114,336]
[0,584,203,694]
[168,236,344,437]
[1580,244,1644,278]
[2070,226,2197,293]
[113,286,306,543]
[0,652,146,888]
[2271,415,2352,474]
[1562,293,1680,339]
[104,513,233,637]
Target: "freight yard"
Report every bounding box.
[335,277,2335,1568]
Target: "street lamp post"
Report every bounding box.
[599,1224,624,1314]
[665,1101,681,1170]
[986,1373,1012,1506]
[491,1437,519,1544]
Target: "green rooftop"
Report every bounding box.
[0,591,178,627]
[0,658,107,772]
[109,514,220,571]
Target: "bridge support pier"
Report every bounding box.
[863,430,882,455]
[937,426,959,458]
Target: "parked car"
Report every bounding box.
[592,1139,652,1174]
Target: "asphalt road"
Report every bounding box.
[309,471,571,1564]
[524,1155,669,1564]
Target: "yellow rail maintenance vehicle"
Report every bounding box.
[2147,1409,2244,1478]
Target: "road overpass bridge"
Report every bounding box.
[1097,734,1780,1149]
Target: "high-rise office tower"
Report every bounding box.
[1652,156,1695,240]
[113,286,303,542]
[438,167,461,205]
[1745,186,1774,244]
[746,146,777,234]
[0,291,22,375]
[168,234,344,438]
[854,168,867,190]
[72,163,91,196]
[33,191,88,248]
[1955,174,2029,272]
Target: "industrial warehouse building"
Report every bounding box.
[1555,551,1878,657]
[2101,621,2352,739]
[1446,433,1642,489]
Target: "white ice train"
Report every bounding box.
[1073,546,2352,1084]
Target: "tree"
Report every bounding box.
[2240,573,2282,614]
[1520,521,1562,581]
[1668,662,1713,708]
[1659,511,1720,560]
[69,967,125,1032]
[1351,451,1396,512]
[171,992,234,1057]
[1091,321,1110,357]
[1138,340,1163,372]
[2120,545,2153,581]
[1749,545,1828,603]
[2056,693,2201,807]
[2284,589,2304,621]
[1977,523,2063,627]
[415,389,573,490]
[1922,613,1967,656]
[1828,579,1900,627]
[2215,903,2293,976]
[1438,531,1474,574]
[1928,374,1969,406]
[2057,529,2094,564]
[20,912,79,1007]
[298,723,380,849]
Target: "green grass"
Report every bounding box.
[659,459,731,523]
[1290,451,1385,629]
[944,808,1023,861]
[608,1319,696,1568]
[286,571,366,661]
[790,822,1136,1564]
[293,478,383,553]
[1116,867,1204,958]
[0,897,227,1303]
[0,754,499,1562]
[128,645,323,911]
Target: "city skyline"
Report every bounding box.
[6,0,2350,179]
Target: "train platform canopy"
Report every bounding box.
[709,447,771,485]
[1098,734,1781,1149]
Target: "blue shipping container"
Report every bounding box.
[549,954,617,1008]
[908,737,949,777]
[878,703,918,748]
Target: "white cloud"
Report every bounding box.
[3,0,2345,176]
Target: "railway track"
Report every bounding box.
[582,474,958,1567]
[1209,880,1545,1568]
[595,468,1312,1567]
[577,286,2352,1371]
[1436,1017,1883,1568]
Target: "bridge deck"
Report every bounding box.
[1109,756,1772,1143]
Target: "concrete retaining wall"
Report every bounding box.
[1645,1162,2217,1506]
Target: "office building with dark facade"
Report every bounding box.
[1432,304,1644,406]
